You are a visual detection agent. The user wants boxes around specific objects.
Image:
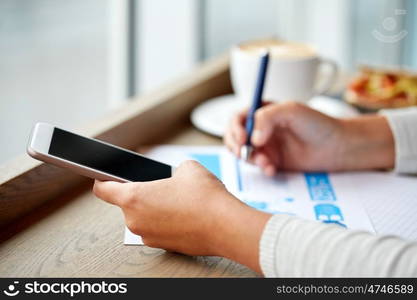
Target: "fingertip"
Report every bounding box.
[226,130,243,158]
[93,180,124,203]
[235,146,241,158]
[237,129,246,144]
[232,111,245,127]
[92,180,101,195]
[237,107,249,119]
[264,165,276,177]
[232,121,247,144]
[251,130,266,146]
[223,130,233,150]
[94,179,103,184]
[254,153,269,168]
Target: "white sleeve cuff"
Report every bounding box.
[259,214,293,277]
[380,107,417,174]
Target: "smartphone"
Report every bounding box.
[27,122,173,183]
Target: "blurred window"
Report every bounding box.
[0,0,416,164]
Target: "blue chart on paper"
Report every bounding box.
[304,172,336,201]
[245,201,268,210]
[188,158,347,227]
[190,154,222,180]
[304,172,346,227]
[234,159,295,215]
[235,159,243,192]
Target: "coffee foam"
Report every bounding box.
[239,40,316,58]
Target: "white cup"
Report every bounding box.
[230,41,338,104]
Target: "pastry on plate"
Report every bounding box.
[345,66,417,110]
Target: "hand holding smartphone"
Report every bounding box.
[27,123,173,182]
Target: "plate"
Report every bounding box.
[309,95,360,118]
[191,94,360,138]
[191,94,242,137]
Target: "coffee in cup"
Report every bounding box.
[230,39,338,104]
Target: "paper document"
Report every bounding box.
[123,145,417,245]
[341,172,417,240]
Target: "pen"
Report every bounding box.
[240,50,270,161]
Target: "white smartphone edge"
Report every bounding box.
[27,122,173,183]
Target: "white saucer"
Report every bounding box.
[191,94,359,138]
[308,95,359,118]
[191,94,242,137]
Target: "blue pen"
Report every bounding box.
[241,50,269,161]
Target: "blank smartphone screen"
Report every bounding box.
[48,128,171,182]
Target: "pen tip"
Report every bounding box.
[240,146,247,161]
[240,146,252,162]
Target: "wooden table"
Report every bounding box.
[0,55,258,277]
[0,126,257,277]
